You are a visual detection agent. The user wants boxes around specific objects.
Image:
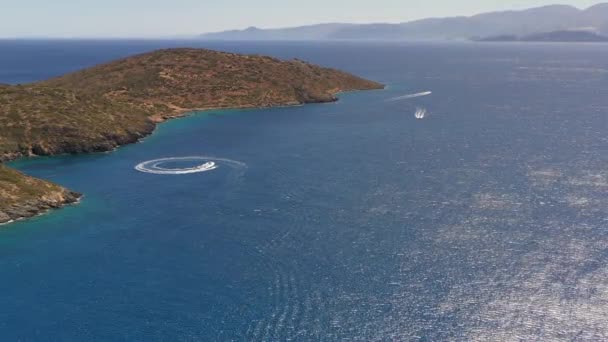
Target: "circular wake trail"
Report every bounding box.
[135,156,246,175]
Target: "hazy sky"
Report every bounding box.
[0,0,602,38]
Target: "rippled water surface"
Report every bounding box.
[2,41,608,340]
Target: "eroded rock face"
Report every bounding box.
[0,211,11,224]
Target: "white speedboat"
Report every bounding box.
[415,108,427,119]
[197,162,217,170]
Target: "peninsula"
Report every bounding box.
[0,48,383,224]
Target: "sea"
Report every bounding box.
[1,40,608,340]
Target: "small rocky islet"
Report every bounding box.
[0,48,383,224]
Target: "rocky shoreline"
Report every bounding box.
[0,192,81,225]
[0,87,351,162]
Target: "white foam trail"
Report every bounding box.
[135,156,246,175]
[387,91,432,102]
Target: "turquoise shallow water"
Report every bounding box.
[2,41,608,340]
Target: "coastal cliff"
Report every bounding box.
[0,48,383,225]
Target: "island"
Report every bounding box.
[476,30,608,43]
[0,48,384,224]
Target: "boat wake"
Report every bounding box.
[387,91,432,102]
[135,156,245,175]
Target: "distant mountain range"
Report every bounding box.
[200,3,608,41]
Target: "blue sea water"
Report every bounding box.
[2,40,608,340]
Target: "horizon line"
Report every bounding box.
[2,2,605,39]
